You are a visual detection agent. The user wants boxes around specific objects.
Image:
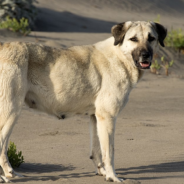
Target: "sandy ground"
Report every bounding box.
[0,0,184,183]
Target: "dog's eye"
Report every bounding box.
[130,37,138,42]
[148,35,155,42]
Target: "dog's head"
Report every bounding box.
[111,21,167,69]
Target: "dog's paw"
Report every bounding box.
[12,171,24,178]
[97,167,106,176]
[5,170,24,178]
[0,176,11,183]
[105,176,123,182]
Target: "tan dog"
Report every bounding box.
[0,21,167,182]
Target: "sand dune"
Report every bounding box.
[35,0,184,32]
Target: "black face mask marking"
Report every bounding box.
[131,44,153,69]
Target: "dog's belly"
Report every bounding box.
[25,90,96,119]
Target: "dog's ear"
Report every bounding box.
[111,21,132,46]
[151,22,167,47]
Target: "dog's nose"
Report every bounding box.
[142,51,150,59]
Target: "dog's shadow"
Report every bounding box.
[12,161,184,182]
[117,160,184,180]
[17,162,74,174]
[13,163,94,182]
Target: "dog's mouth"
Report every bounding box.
[139,61,151,69]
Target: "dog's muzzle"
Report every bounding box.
[136,51,152,69]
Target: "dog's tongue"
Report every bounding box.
[140,62,150,68]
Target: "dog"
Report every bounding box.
[0,21,167,182]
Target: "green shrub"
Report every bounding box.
[0,16,31,35]
[161,56,174,76]
[150,56,174,76]
[0,0,38,28]
[150,59,161,74]
[7,141,24,168]
[165,28,184,52]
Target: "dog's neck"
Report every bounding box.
[124,62,144,88]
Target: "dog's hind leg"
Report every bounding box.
[0,113,22,183]
[0,91,25,182]
[0,133,24,179]
[0,60,28,182]
[89,115,106,176]
[0,99,24,183]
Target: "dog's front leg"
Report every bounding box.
[89,115,106,176]
[95,114,122,182]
